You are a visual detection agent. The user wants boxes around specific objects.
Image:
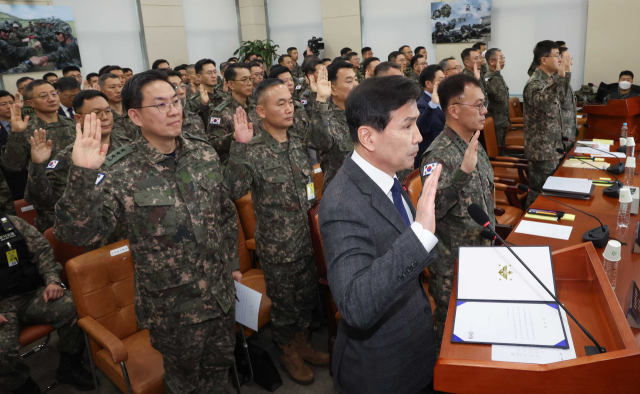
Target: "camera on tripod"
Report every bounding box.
[307,37,324,56]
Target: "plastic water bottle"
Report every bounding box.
[603,258,620,290]
[602,240,622,290]
[621,123,628,139]
[617,187,632,228]
[626,137,635,158]
[625,157,636,186]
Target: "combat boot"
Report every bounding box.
[293,330,330,366]
[56,352,96,391]
[278,342,314,385]
[11,378,40,394]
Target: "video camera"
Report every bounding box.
[307,37,324,57]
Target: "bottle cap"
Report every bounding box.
[603,240,622,262]
[624,123,628,126]
[620,186,633,203]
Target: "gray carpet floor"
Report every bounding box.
[3,325,336,394]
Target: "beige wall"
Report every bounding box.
[139,0,189,68]
[239,0,267,41]
[584,0,640,86]
[321,0,361,58]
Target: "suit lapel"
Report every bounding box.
[401,187,416,219]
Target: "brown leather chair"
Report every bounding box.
[483,118,529,186]
[401,168,421,208]
[43,227,85,287]
[66,239,165,394]
[14,199,37,227]
[312,163,323,200]
[235,192,256,251]
[509,97,523,126]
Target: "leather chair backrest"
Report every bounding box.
[483,117,498,157]
[237,214,252,273]
[312,163,323,200]
[66,239,138,343]
[509,97,523,118]
[14,199,37,227]
[235,192,256,241]
[401,168,422,208]
[43,227,85,272]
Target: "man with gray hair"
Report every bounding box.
[439,57,462,77]
[484,48,511,146]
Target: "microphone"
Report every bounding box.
[563,136,625,175]
[583,124,629,153]
[480,229,516,246]
[468,203,606,355]
[517,183,610,247]
[587,82,617,95]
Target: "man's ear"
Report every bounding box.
[358,125,375,152]
[256,104,266,120]
[26,99,34,108]
[128,108,143,128]
[447,104,459,120]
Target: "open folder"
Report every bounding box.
[451,246,570,349]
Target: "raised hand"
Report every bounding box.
[10,101,28,132]
[461,131,480,174]
[564,53,572,72]
[316,66,332,102]
[495,58,502,72]
[308,74,317,93]
[72,113,108,170]
[199,83,210,105]
[189,83,197,96]
[92,83,100,91]
[431,81,440,105]
[557,56,566,78]
[473,62,480,80]
[233,107,253,144]
[13,92,24,110]
[415,164,442,234]
[29,128,52,164]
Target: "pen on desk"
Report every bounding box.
[588,179,615,185]
[569,155,594,160]
[528,209,564,218]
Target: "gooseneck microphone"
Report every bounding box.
[557,142,622,198]
[583,124,631,153]
[563,136,624,175]
[480,229,516,246]
[517,183,610,247]
[587,82,617,96]
[467,203,606,355]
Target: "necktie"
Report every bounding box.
[67,108,74,118]
[391,178,411,227]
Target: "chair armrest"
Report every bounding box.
[494,207,505,216]
[509,117,523,124]
[500,145,525,151]
[78,316,128,364]
[494,177,516,186]
[246,239,256,250]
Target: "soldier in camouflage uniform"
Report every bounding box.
[99,73,139,140]
[420,73,495,355]
[226,79,328,384]
[288,47,304,82]
[268,66,310,132]
[461,48,488,102]
[38,22,81,69]
[187,59,228,125]
[2,80,76,232]
[14,78,36,121]
[484,48,511,146]
[165,70,207,139]
[399,45,414,78]
[0,170,15,214]
[559,48,577,146]
[523,41,568,208]
[307,62,358,192]
[54,71,240,394]
[410,54,428,86]
[0,215,94,393]
[605,71,639,101]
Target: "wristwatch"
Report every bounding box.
[23,59,33,68]
[55,281,67,290]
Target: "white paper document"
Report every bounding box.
[542,176,593,194]
[458,247,556,302]
[576,141,609,150]
[514,220,573,240]
[575,147,625,158]
[234,282,262,331]
[452,302,568,348]
[492,309,577,363]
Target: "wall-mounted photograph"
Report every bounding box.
[431,0,491,44]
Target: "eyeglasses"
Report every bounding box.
[231,77,252,85]
[452,100,489,111]
[133,98,182,114]
[446,65,462,71]
[35,92,59,100]
[77,108,114,118]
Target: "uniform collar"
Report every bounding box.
[442,124,470,154]
[137,134,191,165]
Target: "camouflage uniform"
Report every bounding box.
[0,170,15,215]
[293,77,306,100]
[307,101,353,193]
[291,64,304,82]
[0,216,83,392]
[575,85,596,104]
[409,70,420,85]
[403,66,415,79]
[2,114,76,231]
[187,88,228,125]
[523,68,566,208]
[605,89,640,101]
[41,31,81,69]
[0,39,36,70]
[226,126,318,344]
[462,67,488,102]
[356,68,365,83]
[54,134,239,394]
[206,95,258,163]
[560,72,577,145]
[111,111,139,141]
[484,68,511,146]
[420,125,495,355]
[182,109,207,140]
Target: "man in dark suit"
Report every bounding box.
[319,76,441,394]
[0,90,27,200]
[415,65,446,169]
[55,77,80,120]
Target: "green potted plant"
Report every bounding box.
[234,39,280,71]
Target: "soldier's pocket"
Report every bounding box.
[140,270,198,296]
[132,191,177,237]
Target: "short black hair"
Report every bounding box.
[103,65,122,74]
[43,72,58,82]
[24,80,52,100]
[620,70,634,80]
[62,66,80,75]
[164,70,183,80]
[98,73,121,88]
[227,57,238,62]
[268,65,291,79]
[98,65,111,75]
[472,42,486,50]
[460,48,477,62]
[399,45,410,52]
[152,59,170,69]
[322,58,331,63]
[287,47,297,54]
[224,63,251,83]
[174,64,188,72]
[303,58,323,75]
[533,40,560,66]
[248,61,262,70]
[410,54,424,68]
[16,77,34,88]
[559,47,569,55]
[373,61,401,77]
[253,78,286,105]
[346,76,421,142]
[361,47,372,55]
[56,76,80,92]
[388,51,402,62]
[278,54,291,64]
[195,58,216,74]
[555,41,566,47]
[0,90,14,101]
[484,48,501,62]
[253,58,264,65]
[72,90,109,113]
[362,57,380,71]
[122,70,171,112]
[414,46,425,54]
[86,72,99,82]
[327,61,353,83]
[419,65,442,89]
[340,47,352,56]
[437,72,481,109]
[346,52,358,60]
[332,56,349,64]
[219,62,230,72]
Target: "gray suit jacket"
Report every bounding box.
[319,156,438,394]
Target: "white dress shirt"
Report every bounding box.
[424,90,441,110]
[351,150,438,253]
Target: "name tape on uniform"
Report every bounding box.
[423,162,438,176]
[313,167,322,174]
[110,245,129,257]
[47,160,59,169]
[20,205,34,212]
[210,117,221,125]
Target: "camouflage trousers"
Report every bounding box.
[427,273,454,357]
[495,125,508,148]
[149,304,236,394]
[0,287,83,391]
[33,211,55,233]
[526,160,559,209]
[261,255,318,345]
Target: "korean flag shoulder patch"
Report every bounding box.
[46,160,59,169]
[422,162,438,177]
[295,85,302,90]
[95,173,106,186]
[301,99,308,105]
[210,117,221,125]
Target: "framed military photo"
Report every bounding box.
[431,0,492,44]
[0,5,81,74]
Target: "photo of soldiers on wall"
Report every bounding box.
[431,0,491,44]
[0,5,81,75]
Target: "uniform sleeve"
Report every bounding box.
[1,131,29,172]
[485,72,509,104]
[205,111,235,159]
[12,216,60,286]
[0,171,15,215]
[524,76,566,113]
[559,72,572,104]
[218,178,240,273]
[420,152,471,220]
[306,102,334,152]
[225,141,254,201]
[54,165,120,247]
[44,41,79,64]
[24,162,55,209]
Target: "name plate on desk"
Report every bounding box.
[625,280,640,329]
